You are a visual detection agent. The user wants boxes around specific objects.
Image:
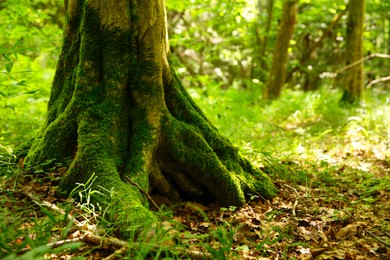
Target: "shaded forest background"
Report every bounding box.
[0,0,389,148]
[0,0,389,259]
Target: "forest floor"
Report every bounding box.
[0,134,389,259]
[1,88,389,259]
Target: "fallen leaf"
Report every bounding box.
[336,224,357,240]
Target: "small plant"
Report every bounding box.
[69,173,112,222]
[203,223,237,259]
[0,192,81,259]
[0,144,15,176]
[220,206,237,212]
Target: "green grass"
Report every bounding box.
[191,83,388,157]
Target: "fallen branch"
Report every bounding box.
[21,187,212,259]
[80,232,127,248]
[23,190,75,223]
[47,238,82,248]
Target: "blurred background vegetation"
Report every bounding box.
[0,0,389,164]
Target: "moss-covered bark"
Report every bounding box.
[340,0,365,104]
[24,0,277,237]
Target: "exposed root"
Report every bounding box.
[21,187,212,259]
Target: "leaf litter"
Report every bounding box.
[0,142,389,259]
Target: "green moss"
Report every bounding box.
[163,116,245,206]
[237,157,278,198]
[108,181,156,236]
[26,108,78,167]
[163,67,277,203]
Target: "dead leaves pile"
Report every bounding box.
[1,160,389,259]
[173,176,389,259]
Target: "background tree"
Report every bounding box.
[167,0,259,89]
[263,0,298,100]
[20,0,276,236]
[254,0,274,82]
[340,0,365,104]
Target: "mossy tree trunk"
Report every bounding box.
[340,0,365,104]
[263,0,298,100]
[24,0,277,236]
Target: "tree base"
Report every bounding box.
[23,78,277,236]
[22,1,277,236]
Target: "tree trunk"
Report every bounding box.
[255,0,274,82]
[23,0,277,236]
[263,0,298,100]
[340,0,365,104]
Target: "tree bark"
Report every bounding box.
[340,0,365,104]
[23,0,277,237]
[263,0,298,100]
[255,0,274,82]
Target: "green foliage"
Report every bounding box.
[0,0,62,147]
[203,223,237,259]
[0,144,15,176]
[189,81,389,188]
[169,0,389,94]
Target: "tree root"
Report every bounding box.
[20,187,213,259]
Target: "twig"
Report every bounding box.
[104,246,128,260]
[125,176,160,210]
[80,232,128,248]
[24,191,69,218]
[343,208,390,248]
[283,183,299,216]
[20,186,215,259]
[22,189,81,226]
[364,229,390,248]
[334,53,390,74]
[47,238,82,248]
[20,187,131,248]
[366,75,390,89]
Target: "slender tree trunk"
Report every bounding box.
[263,0,298,100]
[340,0,365,104]
[256,0,274,82]
[259,0,274,58]
[22,0,277,237]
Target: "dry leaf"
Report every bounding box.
[336,224,357,240]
